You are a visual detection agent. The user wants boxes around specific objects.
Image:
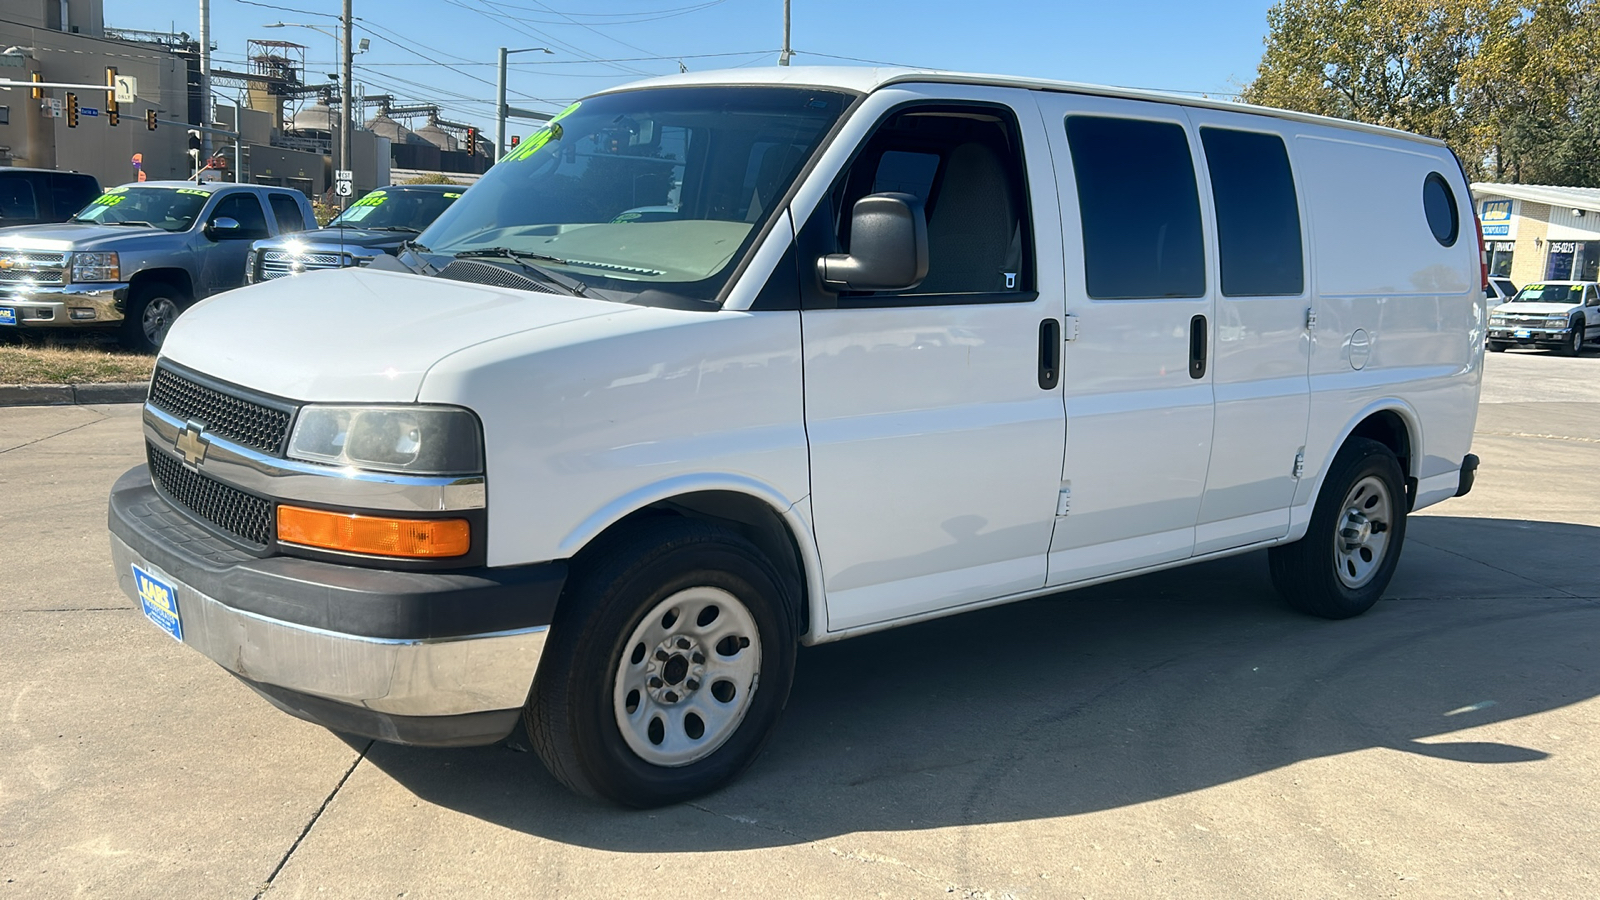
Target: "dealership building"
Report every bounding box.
[1470,183,1600,287]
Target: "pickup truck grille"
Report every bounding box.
[260,249,348,280]
[148,445,275,547]
[148,366,294,455]
[0,250,67,286]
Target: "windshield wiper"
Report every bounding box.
[365,225,421,233]
[453,247,588,297]
[103,220,158,228]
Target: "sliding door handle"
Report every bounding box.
[1189,314,1208,379]
[1038,318,1061,389]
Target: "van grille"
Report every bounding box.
[148,445,274,547]
[0,250,67,286]
[148,366,293,455]
[260,249,348,280]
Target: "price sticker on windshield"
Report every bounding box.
[91,194,125,207]
[504,102,582,164]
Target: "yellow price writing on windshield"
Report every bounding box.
[504,102,582,164]
[92,194,126,206]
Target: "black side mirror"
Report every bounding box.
[817,192,929,292]
[206,216,242,239]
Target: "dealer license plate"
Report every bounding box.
[132,564,183,642]
[1514,330,1531,338]
[0,307,15,326]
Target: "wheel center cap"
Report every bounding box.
[662,654,689,685]
[1341,510,1372,548]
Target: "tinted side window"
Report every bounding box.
[50,174,101,220]
[1066,116,1205,299]
[211,193,269,239]
[0,175,40,223]
[1200,128,1304,297]
[268,193,306,232]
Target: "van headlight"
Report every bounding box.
[69,251,120,283]
[288,405,483,475]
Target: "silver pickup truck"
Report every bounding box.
[0,181,314,352]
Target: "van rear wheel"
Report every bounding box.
[524,519,797,807]
[1268,437,1407,619]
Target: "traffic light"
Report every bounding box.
[510,135,520,148]
[465,127,477,155]
[106,66,119,126]
[146,109,157,131]
[66,92,78,128]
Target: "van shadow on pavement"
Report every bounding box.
[354,515,1600,850]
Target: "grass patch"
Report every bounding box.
[0,338,155,385]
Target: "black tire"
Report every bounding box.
[1487,340,1509,353]
[525,518,797,807]
[1268,437,1408,620]
[1557,321,1584,357]
[118,282,189,353]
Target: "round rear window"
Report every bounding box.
[1423,173,1459,247]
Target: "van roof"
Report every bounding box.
[592,66,1449,150]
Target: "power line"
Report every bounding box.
[438,0,657,77]
[353,50,776,67]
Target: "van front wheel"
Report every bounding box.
[1269,438,1407,619]
[524,519,797,807]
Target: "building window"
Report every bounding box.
[1488,241,1514,278]
[1545,241,1600,281]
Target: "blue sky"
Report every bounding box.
[116,0,1277,136]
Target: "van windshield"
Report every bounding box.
[415,85,854,306]
[1511,283,1584,304]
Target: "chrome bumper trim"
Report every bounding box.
[112,533,544,717]
[0,283,129,326]
[143,403,487,512]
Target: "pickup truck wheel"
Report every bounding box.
[1487,340,1509,353]
[119,284,188,353]
[1268,437,1407,619]
[1558,321,1584,356]
[524,519,797,807]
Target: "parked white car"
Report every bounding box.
[109,67,1485,806]
[1487,280,1600,355]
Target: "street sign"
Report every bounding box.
[82,107,100,117]
[334,179,353,197]
[42,98,61,118]
[114,75,136,104]
[335,169,353,181]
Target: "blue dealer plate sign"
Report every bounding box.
[133,564,183,642]
[0,308,16,326]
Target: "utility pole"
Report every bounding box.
[496,46,507,162]
[779,0,792,66]
[340,0,353,209]
[199,0,212,158]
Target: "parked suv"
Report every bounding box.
[1487,281,1600,355]
[245,184,464,282]
[0,181,313,351]
[0,167,102,228]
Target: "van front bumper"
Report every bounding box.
[0,283,130,328]
[108,465,566,747]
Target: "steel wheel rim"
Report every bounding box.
[1334,474,1393,589]
[142,297,179,345]
[612,586,761,767]
[1575,327,1585,354]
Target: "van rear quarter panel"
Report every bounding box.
[1290,128,1483,513]
[417,309,810,568]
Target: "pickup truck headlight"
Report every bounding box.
[1489,315,1508,326]
[244,249,260,284]
[1545,316,1571,329]
[288,405,483,475]
[69,251,120,283]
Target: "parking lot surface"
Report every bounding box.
[2,349,1597,899]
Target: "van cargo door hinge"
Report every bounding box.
[1062,315,1079,342]
[1293,449,1305,479]
[1056,485,1072,516]
[1305,308,1317,330]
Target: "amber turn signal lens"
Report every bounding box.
[277,505,471,558]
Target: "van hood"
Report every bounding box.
[1493,301,1581,315]
[159,266,637,403]
[0,222,178,252]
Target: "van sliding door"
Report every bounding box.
[1035,94,1216,586]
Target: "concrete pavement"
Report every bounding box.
[1,350,1597,898]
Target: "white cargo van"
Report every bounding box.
[109,68,1485,806]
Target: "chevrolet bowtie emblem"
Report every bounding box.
[175,421,210,467]
[0,259,13,269]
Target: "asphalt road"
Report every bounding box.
[2,348,1597,899]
